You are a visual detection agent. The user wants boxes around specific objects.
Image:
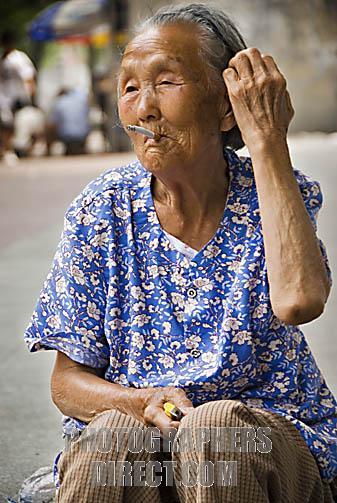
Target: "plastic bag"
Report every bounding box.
[18,466,55,503]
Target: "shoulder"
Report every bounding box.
[66,159,147,220]
[235,152,321,198]
[9,50,35,73]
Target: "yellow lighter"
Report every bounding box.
[164,402,183,421]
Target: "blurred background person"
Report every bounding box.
[12,100,46,158]
[0,29,36,165]
[46,87,90,156]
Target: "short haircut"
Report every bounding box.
[0,30,17,47]
[133,3,247,151]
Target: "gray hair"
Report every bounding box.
[133,3,247,151]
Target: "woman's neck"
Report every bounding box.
[151,155,230,246]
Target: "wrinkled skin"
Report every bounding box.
[223,47,294,146]
[117,24,233,176]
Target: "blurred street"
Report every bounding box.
[1,136,337,499]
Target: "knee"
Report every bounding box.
[89,408,143,430]
[180,400,246,429]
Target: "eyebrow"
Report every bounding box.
[118,55,184,78]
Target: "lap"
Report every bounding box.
[57,400,336,503]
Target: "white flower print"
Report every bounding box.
[133,301,146,312]
[149,238,159,250]
[90,274,100,286]
[238,175,253,188]
[201,351,217,364]
[185,334,201,349]
[114,207,128,219]
[142,360,152,371]
[163,322,171,334]
[76,212,96,226]
[93,232,110,247]
[233,289,242,301]
[148,265,159,278]
[203,245,220,258]
[227,260,244,273]
[214,272,224,282]
[158,266,168,276]
[133,314,150,327]
[81,244,94,261]
[130,286,145,301]
[232,215,249,225]
[70,265,86,285]
[46,315,61,329]
[146,341,155,352]
[147,211,157,224]
[87,301,101,320]
[133,199,146,211]
[232,331,252,345]
[185,297,198,315]
[269,339,282,351]
[40,292,50,303]
[158,354,175,368]
[109,307,121,317]
[171,292,185,308]
[229,353,238,366]
[222,317,242,332]
[132,332,145,349]
[176,353,189,364]
[55,278,66,293]
[228,201,249,214]
[171,270,187,287]
[285,349,296,361]
[253,304,268,318]
[194,277,213,291]
[243,278,261,290]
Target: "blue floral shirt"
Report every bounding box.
[24,148,337,482]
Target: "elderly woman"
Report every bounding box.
[25,3,337,502]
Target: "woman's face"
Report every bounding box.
[117,23,225,174]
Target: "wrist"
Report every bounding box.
[247,134,289,160]
[245,131,288,155]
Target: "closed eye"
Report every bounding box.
[158,81,181,86]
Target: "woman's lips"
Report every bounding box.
[144,135,166,145]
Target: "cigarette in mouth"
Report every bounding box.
[126,125,160,140]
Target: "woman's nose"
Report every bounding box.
[136,88,161,123]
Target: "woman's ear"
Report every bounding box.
[219,93,236,132]
[220,109,236,132]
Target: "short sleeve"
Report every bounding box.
[24,196,112,368]
[15,51,36,80]
[294,169,332,288]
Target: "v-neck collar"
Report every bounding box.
[138,148,252,276]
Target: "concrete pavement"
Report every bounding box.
[0,137,336,500]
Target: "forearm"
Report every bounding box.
[51,359,143,423]
[249,136,330,324]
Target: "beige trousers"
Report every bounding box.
[56,399,337,502]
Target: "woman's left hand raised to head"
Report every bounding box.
[222,48,294,149]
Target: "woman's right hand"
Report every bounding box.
[126,385,194,434]
[51,351,194,436]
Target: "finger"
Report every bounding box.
[166,392,194,416]
[285,90,295,117]
[228,52,253,80]
[170,421,181,429]
[261,54,280,75]
[145,404,175,432]
[222,68,239,90]
[244,48,267,75]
